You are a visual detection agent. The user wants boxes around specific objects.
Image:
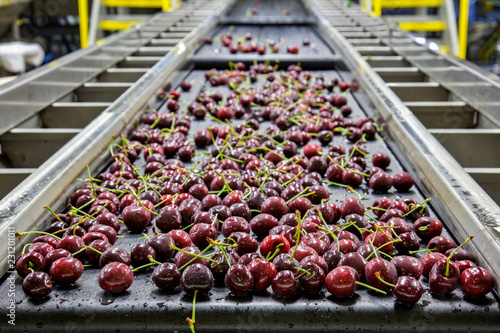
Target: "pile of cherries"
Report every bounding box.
[204,31,301,55]
[16,63,494,317]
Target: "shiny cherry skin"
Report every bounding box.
[340,198,365,218]
[247,258,278,292]
[325,265,359,298]
[272,253,299,272]
[421,252,447,279]
[88,224,117,245]
[260,235,290,258]
[156,206,182,232]
[100,246,132,267]
[45,249,72,270]
[225,264,254,296]
[427,236,457,254]
[181,263,214,294]
[250,213,279,238]
[460,266,494,298]
[222,216,250,237]
[99,262,133,293]
[393,276,423,304]
[365,258,398,292]
[428,259,460,294]
[338,252,367,279]
[391,255,422,280]
[323,250,344,272]
[50,257,84,285]
[146,234,175,262]
[189,223,217,249]
[16,252,46,277]
[131,244,156,267]
[227,232,259,256]
[22,271,53,298]
[57,235,84,255]
[122,205,151,233]
[413,217,443,241]
[392,172,414,192]
[174,246,208,268]
[272,270,301,297]
[261,197,288,220]
[299,262,326,294]
[238,252,263,266]
[26,242,54,257]
[86,239,111,265]
[167,229,192,249]
[288,245,318,262]
[152,263,181,290]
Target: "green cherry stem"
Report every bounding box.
[355,280,387,294]
[16,231,61,241]
[374,272,395,288]
[445,235,474,277]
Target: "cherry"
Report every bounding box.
[370,197,393,218]
[227,232,259,256]
[369,172,393,192]
[325,266,359,298]
[16,252,46,277]
[365,258,398,292]
[146,234,175,262]
[191,211,219,230]
[22,271,53,298]
[156,206,182,232]
[250,213,279,238]
[26,242,54,257]
[175,246,208,268]
[131,244,156,267]
[392,172,414,192]
[210,247,239,282]
[180,81,192,91]
[392,276,423,304]
[340,198,365,218]
[421,252,447,279]
[99,246,132,267]
[331,239,358,254]
[414,217,443,241]
[455,260,476,273]
[45,249,72,270]
[460,267,494,298]
[260,235,290,258]
[300,254,328,275]
[298,261,325,294]
[167,229,192,249]
[391,255,422,280]
[261,197,288,220]
[372,153,391,170]
[225,264,254,296]
[272,270,301,297]
[122,205,151,233]
[88,224,117,245]
[428,259,460,294]
[181,263,214,294]
[189,223,217,249]
[386,217,411,236]
[287,45,299,54]
[323,249,344,272]
[86,240,111,265]
[248,258,278,292]
[337,252,367,279]
[394,232,420,254]
[445,247,476,262]
[427,236,457,254]
[33,235,60,249]
[50,257,84,285]
[57,235,84,256]
[152,263,181,290]
[99,262,133,293]
[288,245,318,262]
[239,252,263,266]
[82,231,109,245]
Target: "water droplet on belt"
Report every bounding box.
[100,296,115,305]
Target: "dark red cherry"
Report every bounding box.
[16,252,46,277]
[146,234,175,262]
[26,242,54,257]
[260,235,290,258]
[99,262,133,293]
[152,263,181,290]
[372,153,390,170]
[445,248,476,262]
[392,172,414,192]
[393,276,423,304]
[189,223,217,249]
[86,240,111,265]
[50,257,84,285]
[250,213,279,238]
[325,266,359,298]
[394,232,420,254]
[365,258,397,292]
[57,235,84,256]
[421,252,447,279]
[88,224,117,245]
[156,206,182,232]
[99,246,132,267]
[181,263,214,294]
[22,271,53,298]
[323,250,344,272]
[131,244,156,267]
[427,236,457,254]
[428,259,460,294]
[45,249,72,270]
[227,232,259,256]
[272,270,301,297]
[167,229,192,249]
[261,197,288,220]
[369,172,393,193]
[299,262,326,294]
[391,255,422,280]
[288,245,318,262]
[460,267,494,298]
[414,217,443,241]
[225,264,254,296]
[248,258,277,292]
[338,252,367,279]
[33,235,60,249]
[340,198,365,218]
[122,205,151,233]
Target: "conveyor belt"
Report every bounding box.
[1,0,500,331]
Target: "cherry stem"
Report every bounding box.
[295,266,312,277]
[83,245,103,255]
[149,256,162,266]
[355,281,387,295]
[445,235,474,277]
[403,198,431,217]
[132,262,156,272]
[289,211,303,262]
[170,243,217,265]
[374,271,395,288]
[187,289,198,333]
[216,244,232,268]
[21,243,32,256]
[16,231,61,241]
[266,243,284,262]
[44,206,63,222]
